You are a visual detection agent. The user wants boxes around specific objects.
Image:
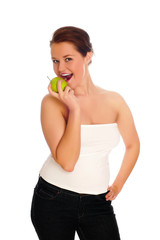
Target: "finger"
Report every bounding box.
[105,191,112,200]
[107,186,112,192]
[105,189,116,200]
[64,85,72,93]
[48,83,52,92]
[63,86,74,98]
[105,190,110,198]
[106,187,114,196]
[106,195,115,201]
[106,192,117,201]
[48,83,59,98]
[57,80,64,94]
[111,195,116,200]
[48,83,53,94]
[69,89,74,95]
[107,197,114,201]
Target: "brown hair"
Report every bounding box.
[50,26,94,59]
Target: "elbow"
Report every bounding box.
[55,150,79,172]
[136,137,141,156]
[55,149,79,172]
[56,158,75,172]
[52,150,75,172]
[61,163,75,172]
[63,165,75,172]
[126,138,140,156]
[137,140,140,155]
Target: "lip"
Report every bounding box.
[66,74,73,82]
[60,73,73,82]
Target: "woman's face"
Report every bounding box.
[51,42,92,89]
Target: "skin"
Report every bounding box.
[41,42,140,201]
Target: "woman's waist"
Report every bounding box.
[39,155,110,194]
[40,153,109,176]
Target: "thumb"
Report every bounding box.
[57,80,63,94]
[107,186,112,191]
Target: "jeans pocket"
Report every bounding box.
[98,191,109,200]
[96,192,112,207]
[35,185,61,200]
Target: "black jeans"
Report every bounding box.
[31,177,121,240]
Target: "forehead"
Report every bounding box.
[51,42,78,57]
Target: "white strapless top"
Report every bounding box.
[40,123,120,194]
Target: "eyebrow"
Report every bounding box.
[52,54,74,59]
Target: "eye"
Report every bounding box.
[65,58,72,62]
[52,59,59,64]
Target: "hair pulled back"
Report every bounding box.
[50,26,94,58]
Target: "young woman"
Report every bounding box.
[31,26,140,240]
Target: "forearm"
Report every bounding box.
[56,109,81,172]
[112,143,140,192]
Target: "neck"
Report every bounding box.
[74,70,97,97]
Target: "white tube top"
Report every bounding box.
[40,123,120,194]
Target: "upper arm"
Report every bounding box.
[114,93,140,148]
[40,94,66,160]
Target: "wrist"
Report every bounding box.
[69,108,81,115]
[68,108,81,124]
[112,182,123,194]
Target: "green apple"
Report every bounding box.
[50,77,68,93]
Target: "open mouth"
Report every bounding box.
[60,73,73,82]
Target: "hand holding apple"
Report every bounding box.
[50,77,68,93]
[48,78,80,112]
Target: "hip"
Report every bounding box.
[31,176,113,220]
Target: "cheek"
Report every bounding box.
[74,62,85,75]
[53,64,58,73]
[79,64,86,78]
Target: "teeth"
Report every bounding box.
[61,73,71,76]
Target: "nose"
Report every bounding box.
[58,61,66,73]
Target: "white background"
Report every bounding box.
[0,0,160,239]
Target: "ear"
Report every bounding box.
[85,51,93,64]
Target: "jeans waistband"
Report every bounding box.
[38,176,108,198]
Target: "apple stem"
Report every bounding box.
[47,76,51,81]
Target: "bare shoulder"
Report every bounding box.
[105,91,131,117]
[97,87,126,107]
[107,90,126,106]
[41,93,62,107]
[41,94,68,118]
